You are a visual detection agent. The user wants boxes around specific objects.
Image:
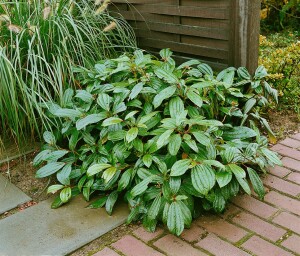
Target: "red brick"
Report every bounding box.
[273,212,300,234]
[281,234,300,254]
[280,138,300,148]
[133,227,164,242]
[111,235,164,256]
[232,212,286,241]
[153,234,208,256]
[287,172,300,185]
[282,157,300,172]
[265,191,300,216]
[231,195,278,219]
[180,223,206,242]
[271,144,300,161]
[220,204,241,219]
[195,233,250,256]
[291,133,300,141]
[196,216,248,243]
[93,247,120,256]
[268,165,291,178]
[242,236,293,256]
[262,174,300,196]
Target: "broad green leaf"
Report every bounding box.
[105,191,118,215]
[247,167,265,199]
[191,165,215,195]
[87,196,108,209]
[154,68,179,84]
[222,127,257,140]
[169,97,184,118]
[126,127,139,142]
[69,130,79,151]
[192,131,210,146]
[223,147,236,163]
[148,195,161,219]
[102,166,117,183]
[33,149,51,166]
[51,196,64,209]
[129,82,144,100]
[194,119,223,127]
[47,184,64,194]
[157,129,173,148]
[170,159,192,176]
[160,48,173,60]
[202,160,225,170]
[43,131,56,144]
[228,164,246,179]
[244,98,257,114]
[168,134,182,156]
[60,187,72,203]
[75,90,93,102]
[236,177,251,195]
[167,202,184,236]
[177,200,192,227]
[138,111,159,125]
[216,171,232,188]
[87,163,112,176]
[108,130,126,141]
[237,67,251,80]
[102,117,123,126]
[163,203,170,224]
[143,154,153,168]
[170,177,181,194]
[36,162,65,178]
[184,138,199,153]
[44,150,69,162]
[125,111,139,120]
[187,90,203,108]
[131,176,154,197]
[213,191,226,213]
[76,113,106,130]
[54,108,82,119]
[57,164,72,185]
[153,86,177,109]
[261,148,282,166]
[97,93,111,111]
[118,169,132,191]
[198,63,213,77]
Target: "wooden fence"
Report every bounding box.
[110,0,261,73]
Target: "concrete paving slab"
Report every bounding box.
[0,196,129,256]
[0,174,31,214]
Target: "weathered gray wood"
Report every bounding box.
[111,0,261,72]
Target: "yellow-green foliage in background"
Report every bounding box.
[259,32,300,115]
[261,0,300,31]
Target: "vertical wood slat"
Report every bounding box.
[111,0,261,73]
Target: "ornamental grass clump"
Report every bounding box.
[0,0,136,142]
[35,49,281,235]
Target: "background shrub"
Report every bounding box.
[259,33,300,116]
[0,0,136,142]
[35,49,280,235]
[261,0,300,31]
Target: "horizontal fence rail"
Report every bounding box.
[111,0,261,73]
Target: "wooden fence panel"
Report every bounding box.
[111,0,261,73]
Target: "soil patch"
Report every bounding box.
[267,109,300,140]
[0,152,50,203]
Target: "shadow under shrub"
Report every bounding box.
[35,49,281,235]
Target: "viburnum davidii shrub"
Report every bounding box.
[35,49,281,235]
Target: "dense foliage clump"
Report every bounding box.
[35,49,281,235]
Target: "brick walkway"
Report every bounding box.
[93,134,300,256]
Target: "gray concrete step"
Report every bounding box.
[0,196,129,256]
[0,174,31,214]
